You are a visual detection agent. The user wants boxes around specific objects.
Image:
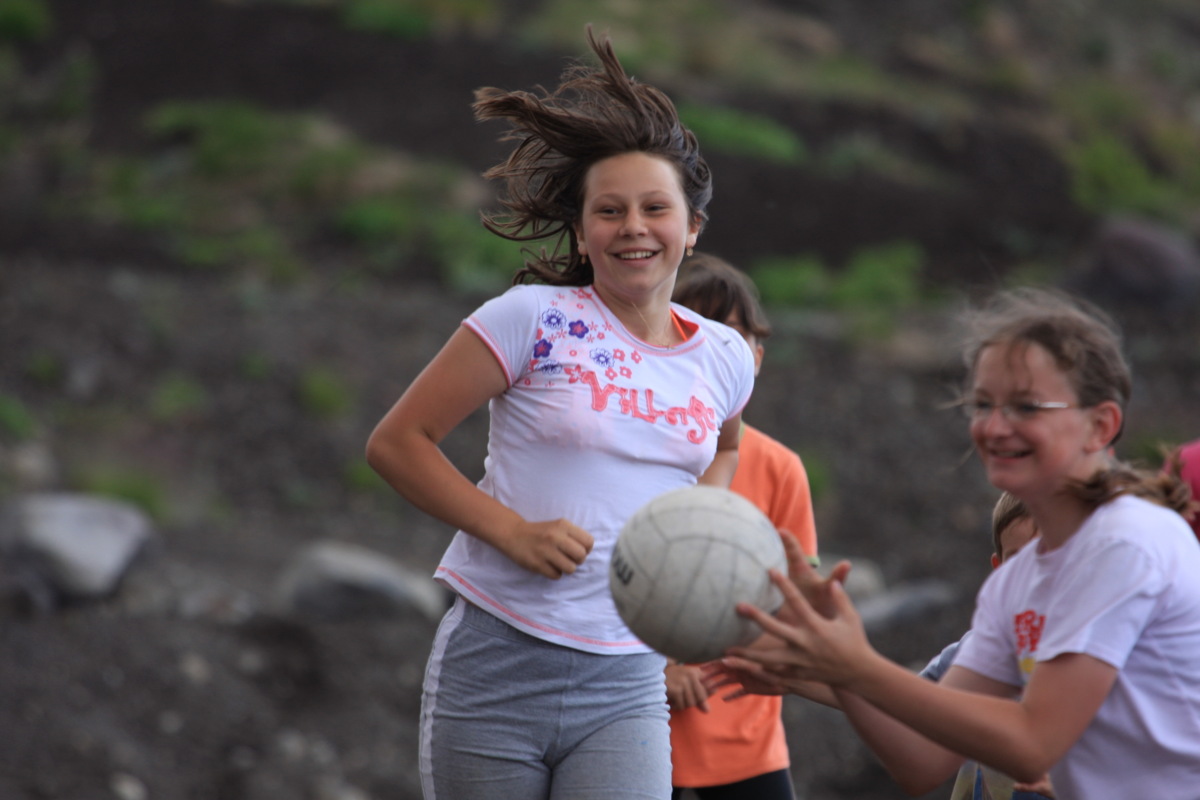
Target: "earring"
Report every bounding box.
[686,247,693,257]
[580,252,588,265]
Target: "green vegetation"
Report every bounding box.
[751,241,927,338]
[74,464,169,521]
[238,353,274,381]
[23,350,63,387]
[341,0,497,38]
[0,393,35,440]
[817,132,957,189]
[1065,133,1176,219]
[795,449,831,504]
[298,365,354,420]
[678,103,807,165]
[259,0,497,38]
[58,99,521,287]
[750,255,832,309]
[149,373,210,423]
[0,0,51,43]
[343,457,392,494]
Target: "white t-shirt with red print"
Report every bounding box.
[434,283,755,655]
[956,493,1200,800]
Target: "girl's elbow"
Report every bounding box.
[364,432,392,473]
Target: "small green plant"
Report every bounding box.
[750,255,832,308]
[146,101,297,178]
[342,0,433,38]
[171,226,299,278]
[343,458,391,493]
[238,353,273,381]
[0,393,35,440]
[819,132,954,189]
[829,241,924,312]
[75,465,169,521]
[0,0,52,43]
[750,242,926,337]
[678,102,806,165]
[50,49,93,118]
[1066,133,1172,217]
[796,449,831,504]
[430,213,527,294]
[1056,78,1146,133]
[150,373,210,422]
[832,241,925,339]
[340,0,496,39]
[335,195,423,269]
[23,349,63,386]
[298,366,354,420]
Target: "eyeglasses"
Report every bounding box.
[960,399,1075,422]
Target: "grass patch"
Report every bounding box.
[23,350,64,387]
[796,448,832,504]
[298,365,354,420]
[74,464,169,521]
[678,102,806,165]
[818,132,957,190]
[149,373,210,423]
[238,353,273,381]
[341,0,498,38]
[0,393,35,440]
[750,255,832,308]
[343,458,392,494]
[751,241,927,338]
[0,0,51,44]
[1066,133,1177,218]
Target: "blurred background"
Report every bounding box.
[1,0,1198,798]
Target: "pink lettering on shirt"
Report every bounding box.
[566,365,717,444]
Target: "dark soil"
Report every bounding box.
[2,2,1198,799]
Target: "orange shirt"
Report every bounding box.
[669,424,819,787]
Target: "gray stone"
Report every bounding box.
[273,540,448,623]
[2,493,153,600]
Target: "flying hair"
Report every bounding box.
[472,26,712,286]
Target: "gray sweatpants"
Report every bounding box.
[420,596,672,800]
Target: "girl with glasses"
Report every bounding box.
[715,288,1200,800]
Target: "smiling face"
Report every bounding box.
[574,151,700,308]
[969,341,1117,502]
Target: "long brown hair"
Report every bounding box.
[473,27,712,286]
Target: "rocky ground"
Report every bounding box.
[2,1,1199,799]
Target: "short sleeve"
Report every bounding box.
[462,285,540,387]
[1037,541,1166,669]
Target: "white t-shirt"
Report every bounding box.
[434,284,755,654]
[955,494,1200,799]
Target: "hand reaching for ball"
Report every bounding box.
[704,530,856,705]
[727,546,871,690]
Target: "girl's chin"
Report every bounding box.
[983,462,1028,490]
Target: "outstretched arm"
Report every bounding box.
[366,325,594,579]
[729,562,1117,791]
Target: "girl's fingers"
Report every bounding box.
[777,528,811,580]
[828,559,852,586]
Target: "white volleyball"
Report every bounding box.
[609,485,787,664]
